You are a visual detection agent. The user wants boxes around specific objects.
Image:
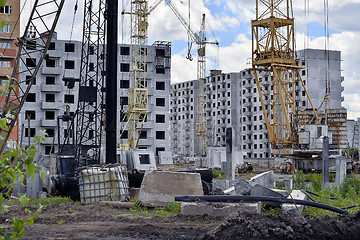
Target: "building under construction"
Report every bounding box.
[170,49,347,163]
[19,36,172,165]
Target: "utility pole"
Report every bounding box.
[106,0,118,163]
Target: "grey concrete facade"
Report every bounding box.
[170,49,345,160]
[19,37,172,165]
[346,119,360,158]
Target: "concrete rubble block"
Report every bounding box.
[250,184,286,208]
[284,179,293,191]
[250,170,275,188]
[26,170,43,198]
[212,179,235,191]
[181,202,261,217]
[270,189,290,198]
[282,190,307,216]
[158,151,173,165]
[223,186,235,195]
[138,171,203,207]
[233,178,255,195]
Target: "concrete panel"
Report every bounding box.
[233,178,255,195]
[250,184,285,208]
[26,171,43,198]
[282,190,307,216]
[138,171,203,207]
[250,171,275,188]
[335,157,348,188]
[181,202,261,216]
[212,179,236,191]
[159,151,173,165]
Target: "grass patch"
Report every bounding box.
[57,220,66,225]
[1,196,73,214]
[244,172,255,180]
[129,197,181,217]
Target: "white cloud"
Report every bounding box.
[20,0,360,119]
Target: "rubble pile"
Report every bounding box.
[202,210,360,240]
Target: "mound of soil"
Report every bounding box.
[202,211,360,240]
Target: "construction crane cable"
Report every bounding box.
[63,0,79,74]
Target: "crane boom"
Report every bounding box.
[0,0,65,153]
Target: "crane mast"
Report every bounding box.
[119,0,149,150]
[75,0,106,166]
[196,14,206,157]
[251,0,319,155]
[164,0,218,157]
[0,0,65,153]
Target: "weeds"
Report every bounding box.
[244,172,255,180]
[212,169,225,179]
[129,197,181,217]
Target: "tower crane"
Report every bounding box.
[251,0,319,156]
[118,0,163,150]
[164,0,218,157]
[0,0,65,153]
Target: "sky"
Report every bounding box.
[21,0,360,119]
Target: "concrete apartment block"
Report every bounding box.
[296,49,343,111]
[19,37,172,166]
[346,119,360,157]
[170,49,345,161]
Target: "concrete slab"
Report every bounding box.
[284,179,293,191]
[212,179,235,191]
[250,184,286,208]
[138,171,203,207]
[282,190,307,216]
[335,157,348,188]
[27,170,43,198]
[181,202,261,216]
[223,186,235,195]
[250,171,275,188]
[233,178,255,195]
[270,189,290,198]
[159,151,173,165]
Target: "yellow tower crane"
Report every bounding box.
[165,0,218,157]
[119,0,163,150]
[251,0,319,155]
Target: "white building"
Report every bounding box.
[170,49,346,160]
[19,36,172,165]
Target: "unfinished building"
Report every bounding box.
[170,49,346,161]
[19,36,172,165]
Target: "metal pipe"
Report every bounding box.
[105,0,118,164]
[175,195,348,215]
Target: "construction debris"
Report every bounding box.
[98,201,135,208]
[181,202,261,217]
[138,171,203,207]
[282,190,308,216]
[250,170,275,188]
[250,184,286,208]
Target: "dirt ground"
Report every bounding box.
[1,202,360,239]
[1,202,221,240]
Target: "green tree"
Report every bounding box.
[0,2,47,236]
